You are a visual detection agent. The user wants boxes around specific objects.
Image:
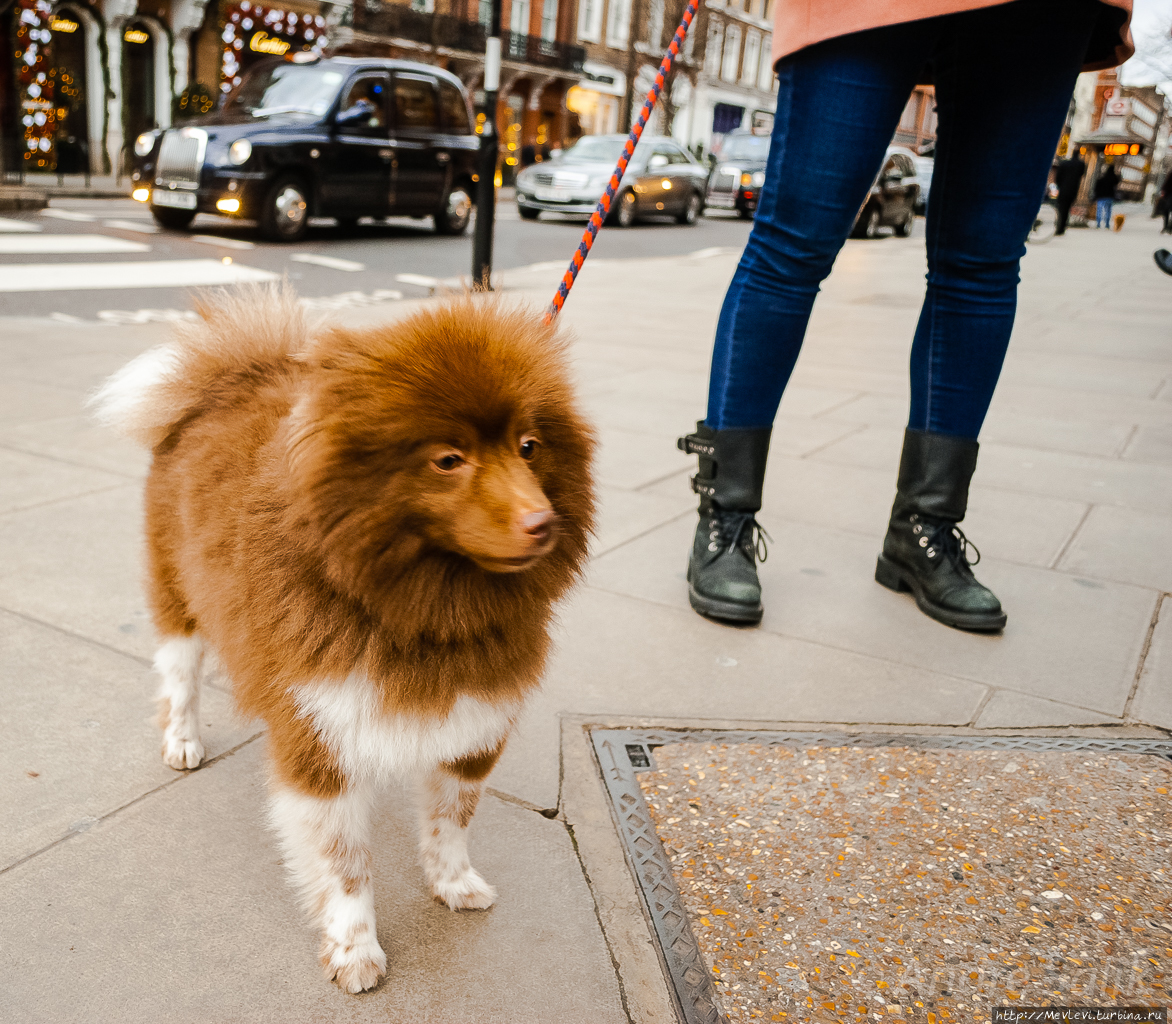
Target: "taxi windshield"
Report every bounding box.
[224,64,345,118]
[719,135,770,161]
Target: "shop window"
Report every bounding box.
[219,2,329,94]
[122,20,157,156]
[439,81,471,134]
[394,75,437,132]
[12,0,57,172]
[51,6,88,174]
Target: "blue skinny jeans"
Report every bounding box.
[706,0,1099,438]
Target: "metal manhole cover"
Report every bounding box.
[592,730,1172,1024]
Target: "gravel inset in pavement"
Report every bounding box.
[639,742,1172,1022]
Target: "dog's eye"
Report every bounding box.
[519,439,537,460]
[434,453,464,472]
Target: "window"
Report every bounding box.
[704,20,723,77]
[510,0,530,35]
[410,0,433,11]
[439,81,470,133]
[339,74,388,131]
[757,34,774,90]
[741,30,759,86]
[479,0,492,27]
[647,0,663,49]
[899,93,919,131]
[541,0,557,41]
[606,0,632,48]
[577,0,602,42]
[722,24,741,82]
[394,75,437,131]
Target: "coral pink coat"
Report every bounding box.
[771,0,1134,70]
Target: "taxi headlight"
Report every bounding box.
[134,131,155,157]
[228,139,252,165]
[751,171,766,186]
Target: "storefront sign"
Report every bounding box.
[124,27,149,43]
[249,30,290,54]
[49,15,79,32]
[219,1,328,92]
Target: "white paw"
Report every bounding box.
[433,867,496,911]
[321,935,387,993]
[161,734,205,770]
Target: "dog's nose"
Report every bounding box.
[522,510,555,543]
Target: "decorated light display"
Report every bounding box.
[219,2,328,94]
[14,0,57,170]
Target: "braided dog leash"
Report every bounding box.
[544,0,701,324]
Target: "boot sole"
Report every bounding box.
[875,555,1007,633]
[686,564,763,625]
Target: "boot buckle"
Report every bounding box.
[690,474,716,498]
[678,433,716,457]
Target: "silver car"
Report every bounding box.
[515,134,709,226]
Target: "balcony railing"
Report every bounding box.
[357,6,585,72]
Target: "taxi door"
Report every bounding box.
[322,72,392,219]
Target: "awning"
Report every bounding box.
[1073,126,1149,147]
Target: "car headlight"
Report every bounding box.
[134,131,155,157]
[228,139,252,165]
[751,171,765,187]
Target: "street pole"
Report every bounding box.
[472,0,502,290]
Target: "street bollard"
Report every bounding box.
[471,0,502,291]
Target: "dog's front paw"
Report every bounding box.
[161,734,205,770]
[321,935,387,994]
[433,867,496,911]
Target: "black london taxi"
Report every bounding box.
[130,55,478,242]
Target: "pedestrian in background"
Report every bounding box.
[679,0,1132,632]
[1094,159,1120,227]
[1155,166,1172,234]
[1053,152,1087,235]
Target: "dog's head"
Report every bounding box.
[286,299,595,640]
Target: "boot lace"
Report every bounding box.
[910,514,980,570]
[707,510,771,563]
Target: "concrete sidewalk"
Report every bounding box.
[1,213,1169,1023]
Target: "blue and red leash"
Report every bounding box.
[544,0,701,323]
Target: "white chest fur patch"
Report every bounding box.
[292,677,519,784]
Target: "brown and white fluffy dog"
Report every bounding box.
[93,286,595,992]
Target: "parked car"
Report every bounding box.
[890,145,934,213]
[706,129,771,218]
[130,55,478,242]
[515,134,708,226]
[851,147,920,238]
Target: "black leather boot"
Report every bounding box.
[678,422,772,625]
[875,429,1006,632]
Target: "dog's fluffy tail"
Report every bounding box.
[90,282,312,449]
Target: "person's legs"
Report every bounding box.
[1096,198,1110,227]
[877,0,1100,630]
[682,24,932,624]
[1055,195,1072,235]
[705,31,929,429]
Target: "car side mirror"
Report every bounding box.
[648,154,669,169]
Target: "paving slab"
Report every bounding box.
[1057,504,1172,593]
[0,447,128,517]
[0,739,627,1024]
[0,414,149,478]
[973,691,1122,729]
[0,484,155,661]
[586,513,1156,716]
[0,608,254,870]
[1122,423,1172,465]
[1128,598,1172,732]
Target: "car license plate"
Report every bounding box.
[152,189,197,210]
[532,186,571,202]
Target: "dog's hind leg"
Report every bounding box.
[269,783,386,993]
[155,635,205,770]
[418,741,506,911]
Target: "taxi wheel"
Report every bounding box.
[615,190,637,227]
[151,207,195,231]
[864,206,883,239]
[677,190,702,225]
[434,186,472,235]
[893,210,913,237]
[260,176,309,243]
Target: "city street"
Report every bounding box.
[0,195,755,322]
[2,196,1170,1022]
